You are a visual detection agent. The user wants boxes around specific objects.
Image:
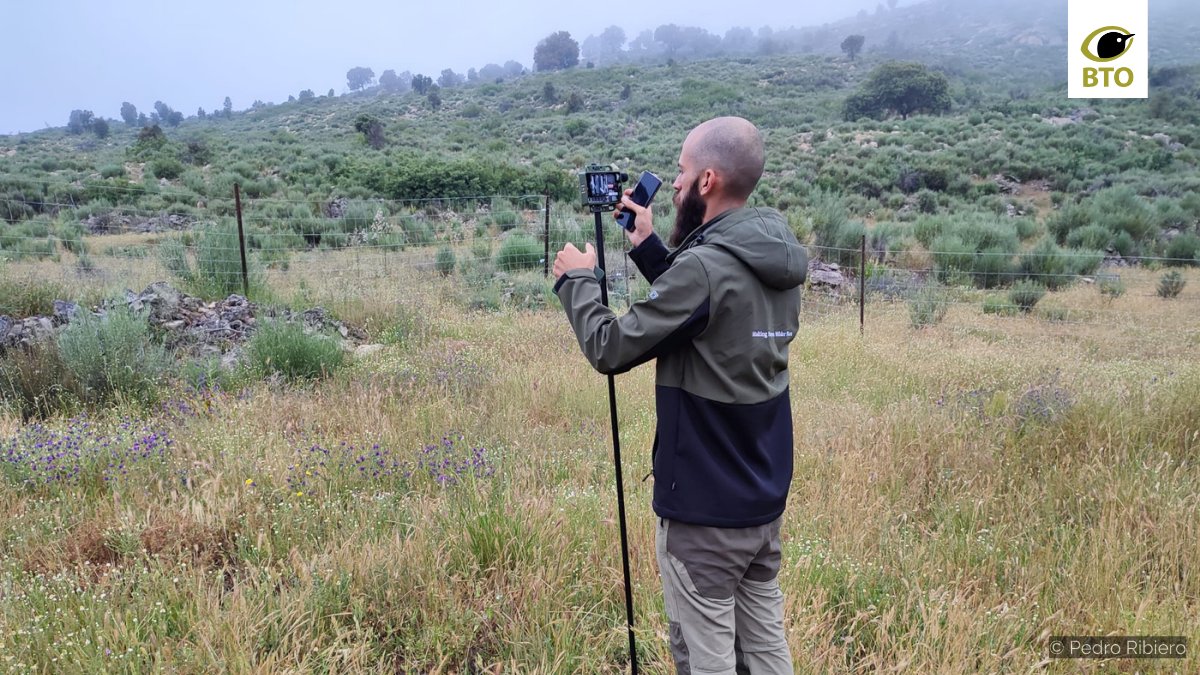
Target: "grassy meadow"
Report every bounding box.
[1,252,1198,672]
[3,1,1200,670]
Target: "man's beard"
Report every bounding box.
[670,177,706,248]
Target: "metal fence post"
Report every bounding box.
[234,183,250,298]
[544,190,551,278]
[860,234,866,335]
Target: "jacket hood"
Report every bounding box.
[673,207,808,290]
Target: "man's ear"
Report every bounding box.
[700,169,718,196]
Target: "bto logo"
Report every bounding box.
[1081,26,1136,87]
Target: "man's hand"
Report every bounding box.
[553,242,597,281]
[614,189,655,248]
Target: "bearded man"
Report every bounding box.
[553,116,807,674]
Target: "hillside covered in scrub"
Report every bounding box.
[2,0,1200,272]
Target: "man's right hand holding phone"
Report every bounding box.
[615,189,654,248]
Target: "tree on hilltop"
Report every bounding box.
[347,67,376,91]
[534,31,579,72]
[411,74,433,95]
[120,102,138,127]
[67,109,94,134]
[842,34,866,60]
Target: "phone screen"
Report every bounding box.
[617,171,661,231]
[630,172,662,206]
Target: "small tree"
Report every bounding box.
[67,109,94,134]
[566,92,584,113]
[298,89,315,102]
[1157,270,1186,298]
[354,114,386,149]
[347,66,375,91]
[841,35,866,60]
[154,101,183,127]
[534,31,580,72]
[92,118,110,139]
[427,87,442,111]
[120,102,138,127]
[223,96,233,119]
[131,125,168,157]
[379,69,401,91]
[438,69,463,88]
[843,61,951,121]
[411,73,433,95]
[503,61,525,78]
[543,81,558,104]
[1009,280,1046,313]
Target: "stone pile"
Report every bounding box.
[1,282,370,367]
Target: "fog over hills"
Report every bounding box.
[2,0,1197,136]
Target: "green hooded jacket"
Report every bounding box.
[555,206,807,527]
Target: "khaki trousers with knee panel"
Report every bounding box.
[656,517,794,675]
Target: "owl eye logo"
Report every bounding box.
[1081,26,1135,63]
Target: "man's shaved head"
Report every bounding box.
[685,117,765,200]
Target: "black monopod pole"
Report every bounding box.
[593,208,639,674]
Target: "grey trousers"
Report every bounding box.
[655,517,794,675]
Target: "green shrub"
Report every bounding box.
[1157,270,1186,299]
[1090,186,1159,246]
[1046,202,1091,244]
[246,320,345,381]
[908,284,949,328]
[931,234,974,285]
[1014,218,1040,241]
[497,234,543,272]
[983,295,1019,316]
[971,248,1016,289]
[1165,234,1200,266]
[1008,280,1046,313]
[471,238,493,263]
[399,216,435,246]
[1018,237,1074,290]
[149,156,185,181]
[1037,305,1069,322]
[99,165,126,179]
[160,222,266,299]
[1110,230,1137,258]
[808,190,850,249]
[911,215,947,248]
[57,305,169,406]
[491,209,521,231]
[435,246,456,276]
[1097,275,1125,300]
[57,221,86,255]
[179,356,243,393]
[1067,249,1103,277]
[1066,224,1112,251]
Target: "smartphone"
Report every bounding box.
[616,171,662,232]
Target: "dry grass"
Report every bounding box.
[1,260,1198,672]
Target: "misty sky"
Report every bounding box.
[0,0,891,135]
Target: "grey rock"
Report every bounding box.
[52,300,80,324]
[808,261,848,289]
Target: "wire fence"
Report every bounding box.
[2,182,1198,330]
